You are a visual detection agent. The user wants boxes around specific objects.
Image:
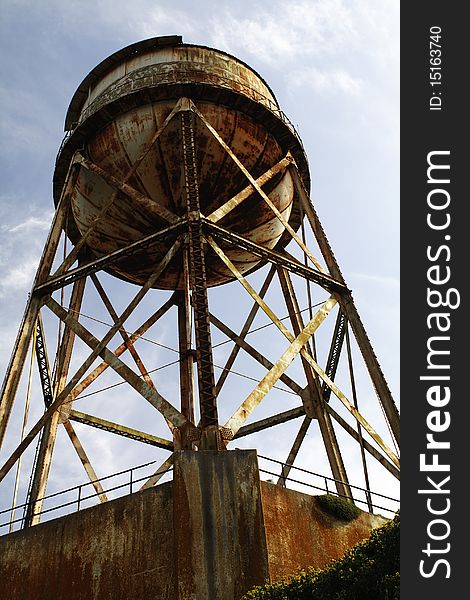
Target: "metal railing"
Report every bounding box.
[257,454,399,516]
[59,64,304,153]
[1,453,399,532]
[0,460,172,531]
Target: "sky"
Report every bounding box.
[0,0,400,527]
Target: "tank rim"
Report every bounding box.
[64,35,280,131]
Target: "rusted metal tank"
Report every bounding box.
[54,35,310,288]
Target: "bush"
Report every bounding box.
[315,494,362,522]
[242,513,399,600]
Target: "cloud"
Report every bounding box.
[291,66,363,96]
[0,258,39,294]
[128,4,196,39]
[4,214,53,234]
[209,0,359,65]
[205,0,399,125]
[8,0,196,40]
[0,207,53,298]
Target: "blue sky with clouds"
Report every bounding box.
[0,0,399,523]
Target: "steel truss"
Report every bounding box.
[0,97,399,527]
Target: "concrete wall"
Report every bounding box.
[0,452,388,599]
[173,451,269,600]
[260,481,387,581]
[0,483,175,600]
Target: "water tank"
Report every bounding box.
[54,35,310,288]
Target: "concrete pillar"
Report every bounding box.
[173,449,269,600]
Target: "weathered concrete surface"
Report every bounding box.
[0,482,174,600]
[261,481,388,581]
[0,452,387,599]
[173,450,269,600]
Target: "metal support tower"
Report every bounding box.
[0,97,399,528]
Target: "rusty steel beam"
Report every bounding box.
[322,310,347,402]
[224,297,337,437]
[69,410,173,451]
[190,101,325,273]
[0,170,75,447]
[52,100,184,279]
[74,153,178,225]
[176,245,195,431]
[62,419,108,503]
[209,313,303,396]
[23,412,61,527]
[23,315,59,527]
[290,165,400,445]
[0,294,42,448]
[345,325,373,512]
[326,404,400,479]
[181,109,219,449]
[34,315,54,408]
[24,275,86,527]
[8,327,36,531]
[233,406,305,439]
[204,220,344,293]
[54,271,87,400]
[215,264,276,397]
[62,294,177,408]
[277,268,352,500]
[139,454,174,491]
[279,273,349,491]
[34,222,184,295]
[206,154,294,223]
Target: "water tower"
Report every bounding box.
[0,36,399,598]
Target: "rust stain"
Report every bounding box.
[0,484,175,600]
[260,481,388,582]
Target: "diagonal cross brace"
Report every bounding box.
[44,296,191,432]
[206,154,294,223]
[209,236,399,468]
[189,101,325,273]
[224,297,337,436]
[204,221,344,294]
[62,295,176,408]
[52,99,185,279]
[74,153,179,225]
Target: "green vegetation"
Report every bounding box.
[242,513,399,600]
[315,494,362,522]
